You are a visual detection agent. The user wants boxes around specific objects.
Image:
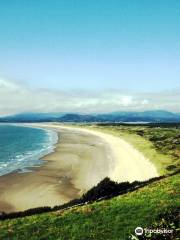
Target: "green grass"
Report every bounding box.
[0,173,179,240]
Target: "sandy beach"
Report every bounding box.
[0,124,158,213]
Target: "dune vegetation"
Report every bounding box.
[84,123,180,175]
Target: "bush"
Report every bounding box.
[81,177,131,202]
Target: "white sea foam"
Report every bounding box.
[0,125,58,176]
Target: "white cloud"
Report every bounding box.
[0,78,180,116]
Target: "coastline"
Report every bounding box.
[0,123,58,176]
[40,124,159,182]
[0,124,112,212]
[0,123,158,213]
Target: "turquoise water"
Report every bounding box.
[0,124,58,176]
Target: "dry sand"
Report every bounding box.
[0,123,158,212]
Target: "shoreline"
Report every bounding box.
[0,123,58,176]
[0,124,112,212]
[0,123,158,213]
[40,124,159,182]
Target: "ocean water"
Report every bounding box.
[0,124,58,176]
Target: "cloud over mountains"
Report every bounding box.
[0,78,179,116]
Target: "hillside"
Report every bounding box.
[0,173,179,240]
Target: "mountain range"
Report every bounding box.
[0,110,180,123]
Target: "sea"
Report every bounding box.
[0,124,58,176]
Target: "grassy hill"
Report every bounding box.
[0,173,179,240]
[0,124,179,239]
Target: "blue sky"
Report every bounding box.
[0,0,180,92]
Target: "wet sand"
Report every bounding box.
[0,127,111,212]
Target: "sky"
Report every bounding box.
[0,0,180,114]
